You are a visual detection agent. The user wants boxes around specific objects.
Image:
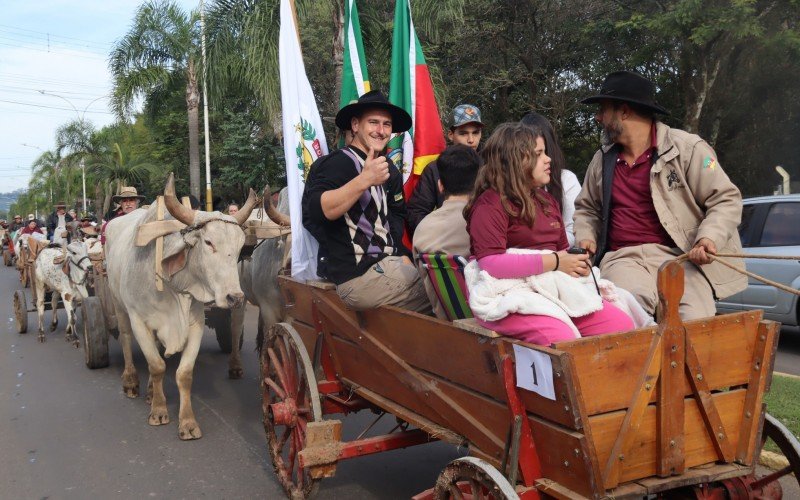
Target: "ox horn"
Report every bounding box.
[163,173,196,226]
[263,185,290,227]
[232,188,258,226]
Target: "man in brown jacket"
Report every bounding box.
[574,71,747,320]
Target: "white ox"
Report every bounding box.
[33,241,92,345]
[105,175,257,440]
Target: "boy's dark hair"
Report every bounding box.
[437,144,481,197]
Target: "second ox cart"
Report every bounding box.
[258,258,800,499]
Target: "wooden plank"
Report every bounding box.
[655,261,685,477]
[155,196,164,291]
[358,306,585,430]
[555,311,762,416]
[601,332,663,489]
[279,276,322,326]
[684,339,734,462]
[312,291,506,454]
[736,320,779,464]
[590,389,747,487]
[346,379,464,447]
[633,461,751,495]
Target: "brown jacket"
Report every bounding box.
[412,198,471,319]
[574,121,747,300]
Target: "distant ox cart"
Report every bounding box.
[259,258,800,499]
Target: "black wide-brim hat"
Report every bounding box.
[581,70,669,115]
[335,90,412,133]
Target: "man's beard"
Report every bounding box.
[602,119,623,144]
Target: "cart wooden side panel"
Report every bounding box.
[276,275,779,499]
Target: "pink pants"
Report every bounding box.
[477,300,634,346]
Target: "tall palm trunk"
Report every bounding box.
[186,58,201,199]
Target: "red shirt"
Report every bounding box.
[608,125,674,250]
[468,188,568,259]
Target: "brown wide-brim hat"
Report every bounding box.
[54,201,67,209]
[581,70,669,115]
[80,226,98,236]
[335,90,412,133]
[112,186,146,203]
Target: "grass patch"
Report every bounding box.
[763,373,800,453]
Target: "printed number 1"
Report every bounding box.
[530,362,538,386]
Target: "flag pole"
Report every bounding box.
[289,0,302,50]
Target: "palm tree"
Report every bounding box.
[55,119,98,208]
[29,150,62,206]
[109,0,202,198]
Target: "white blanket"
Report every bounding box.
[465,249,654,337]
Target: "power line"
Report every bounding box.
[0,72,110,89]
[0,98,114,115]
[0,83,104,97]
[0,41,107,61]
[0,23,114,48]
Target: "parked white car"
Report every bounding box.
[716,194,800,326]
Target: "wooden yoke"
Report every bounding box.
[655,261,686,477]
[155,196,165,291]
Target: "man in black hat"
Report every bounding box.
[303,90,431,313]
[574,71,746,320]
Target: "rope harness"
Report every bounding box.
[675,252,800,297]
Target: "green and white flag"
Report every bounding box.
[279,0,328,281]
[339,0,370,109]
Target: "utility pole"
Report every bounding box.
[200,0,213,211]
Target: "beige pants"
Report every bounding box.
[337,256,433,314]
[600,244,716,320]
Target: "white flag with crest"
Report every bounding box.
[279,0,329,281]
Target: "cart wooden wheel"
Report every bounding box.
[433,457,519,500]
[81,297,109,369]
[754,412,800,491]
[260,322,322,499]
[13,289,28,334]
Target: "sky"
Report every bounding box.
[0,0,199,193]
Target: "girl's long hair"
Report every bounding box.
[520,112,566,211]
[464,122,548,226]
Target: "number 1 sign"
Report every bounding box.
[512,344,556,400]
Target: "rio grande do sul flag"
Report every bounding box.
[279,0,328,281]
[340,0,370,109]
[387,0,445,200]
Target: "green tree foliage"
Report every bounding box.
[109,0,204,198]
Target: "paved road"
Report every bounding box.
[1,262,797,499]
[0,264,461,499]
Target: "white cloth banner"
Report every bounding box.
[279,0,329,281]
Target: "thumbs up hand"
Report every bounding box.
[360,147,390,188]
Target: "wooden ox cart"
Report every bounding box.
[12,238,63,335]
[260,261,800,499]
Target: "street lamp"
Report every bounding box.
[37,91,108,213]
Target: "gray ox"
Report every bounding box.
[33,241,92,345]
[227,189,291,378]
[105,175,257,440]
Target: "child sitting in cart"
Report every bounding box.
[464,123,639,346]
